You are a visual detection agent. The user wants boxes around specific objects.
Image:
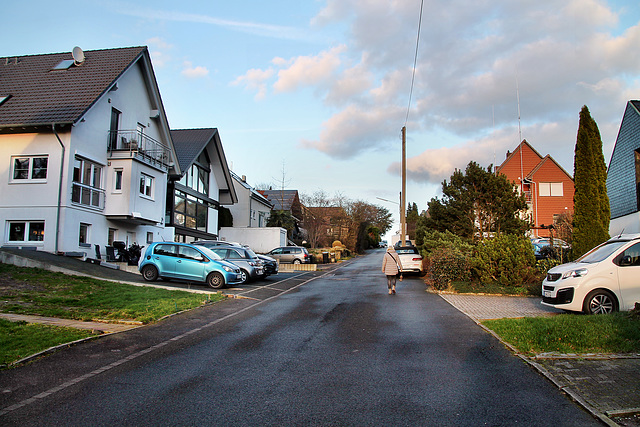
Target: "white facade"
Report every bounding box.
[219,227,287,253]
[0,54,176,256]
[228,172,272,228]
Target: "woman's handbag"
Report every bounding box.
[390,253,403,281]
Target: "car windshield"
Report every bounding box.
[577,241,628,263]
[245,248,258,259]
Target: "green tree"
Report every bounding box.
[267,210,296,238]
[572,105,610,258]
[406,202,419,240]
[425,161,529,240]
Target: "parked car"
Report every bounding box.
[395,246,424,274]
[139,242,243,289]
[532,238,571,249]
[256,254,278,278]
[266,246,311,264]
[193,242,263,283]
[533,242,557,261]
[542,234,640,314]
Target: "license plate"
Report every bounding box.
[257,269,263,274]
[544,290,552,298]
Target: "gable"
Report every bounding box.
[607,101,640,219]
[495,140,544,183]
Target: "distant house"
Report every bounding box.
[0,46,179,255]
[167,128,237,243]
[260,189,305,240]
[304,205,349,247]
[495,140,574,238]
[607,101,640,235]
[228,172,272,228]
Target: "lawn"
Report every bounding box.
[483,312,640,356]
[0,263,227,367]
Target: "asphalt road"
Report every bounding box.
[0,250,600,426]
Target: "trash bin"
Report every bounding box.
[322,252,329,263]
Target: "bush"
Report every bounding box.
[429,247,471,290]
[418,229,473,256]
[535,258,562,278]
[472,234,537,286]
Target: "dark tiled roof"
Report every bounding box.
[170,128,219,172]
[262,190,298,211]
[0,46,146,128]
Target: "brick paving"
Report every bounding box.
[438,292,640,425]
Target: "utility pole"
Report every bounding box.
[401,126,407,245]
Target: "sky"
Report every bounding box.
[2,0,640,241]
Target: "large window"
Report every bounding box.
[11,155,48,182]
[7,221,45,242]
[174,191,208,232]
[72,157,104,208]
[178,163,209,195]
[539,182,563,197]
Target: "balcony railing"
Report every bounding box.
[108,130,171,167]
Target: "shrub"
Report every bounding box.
[418,229,473,256]
[429,247,471,290]
[535,258,562,278]
[472,234,537,286]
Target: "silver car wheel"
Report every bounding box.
[585,290,616,314]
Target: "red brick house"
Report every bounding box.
[495,140,574,238]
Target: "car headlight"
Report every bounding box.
[222,266,234,272]
[562,268,588,279]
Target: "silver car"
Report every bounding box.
[193,242,263,284]
[266,246,311,264]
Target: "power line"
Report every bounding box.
[405,0,425,126]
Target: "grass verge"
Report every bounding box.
[0,263,225,324]
[0,263,227,367]
[0,319,98,366]
[483,313,640,356]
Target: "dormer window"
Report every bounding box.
[0,95,10,106]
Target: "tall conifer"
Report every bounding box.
[572,105,610,258]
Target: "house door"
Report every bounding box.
[126,231,136,247]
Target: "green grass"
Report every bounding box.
[0,319,98,366]
[483,313,640,356]
[0,263,225,324]
[0,263,228,367]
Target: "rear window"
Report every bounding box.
[396,248,418,255]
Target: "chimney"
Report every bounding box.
[242,175,247,182]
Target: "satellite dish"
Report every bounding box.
[72,46,85,65]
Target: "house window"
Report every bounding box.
[147,232,153,244]
[174,191,208,232]
[140,173,154,198]
[178,163,209,196]
[539,182,563,197]
[114,169,123,192]
[72,157,104,209]
[10,155,48,181]
[109,108,121,150]
[108,228,117,245]
[79,223,90,246]
[7,221,44,242]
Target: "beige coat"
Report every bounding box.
[382,249,403,275]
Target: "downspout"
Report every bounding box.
[52,124,65,255]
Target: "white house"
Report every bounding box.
[167,128,237,243]
[228,171,272,228]
[0,46,179,256]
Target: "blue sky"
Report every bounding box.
[2,0,640,240]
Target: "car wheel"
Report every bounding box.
[207,272,225,289]
[583,289,617,314]
[141,265,158,282]
[239,269,250,284]
[293,259,301,264]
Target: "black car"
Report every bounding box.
[256,254,278,278]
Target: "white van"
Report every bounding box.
[542,234,640,314]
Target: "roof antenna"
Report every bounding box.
[617,228,624,239]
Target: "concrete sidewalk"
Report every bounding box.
[0,313,140,333]
[439,292,640,426]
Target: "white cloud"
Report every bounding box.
[273,45,347,93]
[231,68,275,100]
[181,61,209,79]
[146,37,173,68]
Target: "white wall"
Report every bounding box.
[219,227,287,253]
[610,213,640,236]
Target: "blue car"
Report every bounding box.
[139,242,243,289]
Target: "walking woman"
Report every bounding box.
[381,246,403,295]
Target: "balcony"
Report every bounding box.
[108,130,171,169]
